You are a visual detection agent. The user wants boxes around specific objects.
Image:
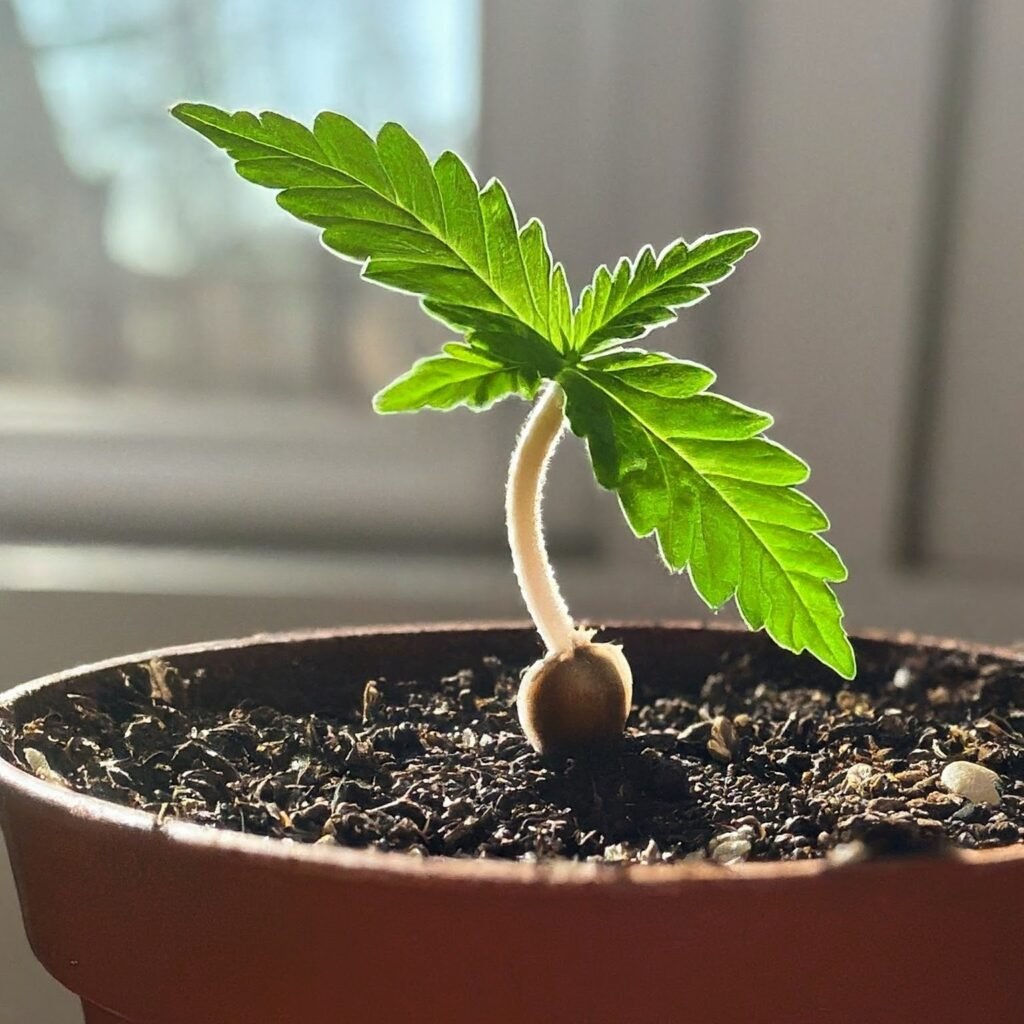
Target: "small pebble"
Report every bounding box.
[710,839,752,864]
[709,829,753,864]
[940,761,1002,806]
[866,797,905,814]
[845,763,874,792]
[23,748,68,787]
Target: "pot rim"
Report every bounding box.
[2,619,1023,886]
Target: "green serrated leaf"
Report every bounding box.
[573,229,761,353]
[559,354,855,678]
[374,344,541,413]
[171,103,555,345]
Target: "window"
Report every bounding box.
[5,0,479,395]
[1,0,537,563]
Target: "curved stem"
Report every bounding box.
[506,382,580,654]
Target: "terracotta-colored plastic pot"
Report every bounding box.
[1,622,1022,1024]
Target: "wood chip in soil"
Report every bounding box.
[3,644,1024,866]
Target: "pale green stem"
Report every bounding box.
[506,382,583,655]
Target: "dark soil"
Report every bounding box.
[4,644,1024,865]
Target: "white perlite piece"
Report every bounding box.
[940,761,1002,806]
[827,840,868,868]
[892,667,913,690]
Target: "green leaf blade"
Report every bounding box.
[373,344,540,414]
[479,180,541,332]
[313,112,394,195]
[583,349,716,397]
[358,260,500,312]
[519,220,553,335]
[376,122,445,232]
[574,228,761,353]
[550,264,573,350]
[172,103,320,163]
[320,222,463,265]
[235,157,354,189]
[276,186,420,230]
[559,354,855,679]
[433,150,489,274]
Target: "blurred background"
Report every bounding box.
[1,1,1022,1019]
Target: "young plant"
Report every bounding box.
[172,104,856,756]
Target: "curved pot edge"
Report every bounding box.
[2,618,1023,887]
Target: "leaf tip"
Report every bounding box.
[828,635,858,680]
[479,175,507,199]
[433,148,459,167]
[168,100,203,125]
[371,385,404,415]
[376,120,411,146]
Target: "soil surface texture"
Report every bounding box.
[4,643,1024,865]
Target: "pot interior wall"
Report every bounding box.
[4,622,939,727]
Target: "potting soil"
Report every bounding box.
[4,644,1024,865]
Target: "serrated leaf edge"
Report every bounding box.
[561,366,853,677]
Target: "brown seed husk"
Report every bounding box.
[516,642,632,756]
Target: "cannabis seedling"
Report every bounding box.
[172,104,856,756]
